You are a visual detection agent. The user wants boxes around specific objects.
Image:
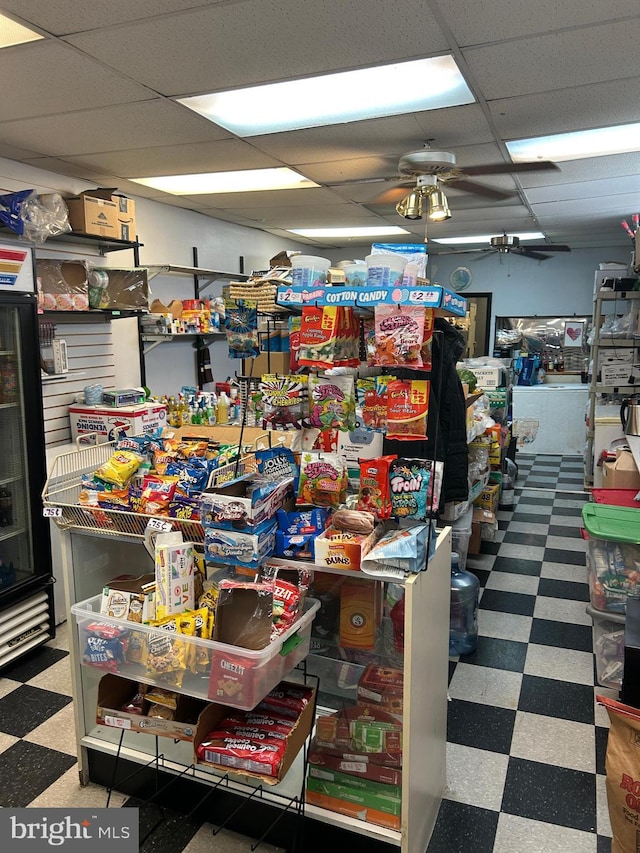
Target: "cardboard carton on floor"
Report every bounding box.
[602,450,640,490]
[469,507,497,556]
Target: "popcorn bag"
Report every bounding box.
[599,696,640,852]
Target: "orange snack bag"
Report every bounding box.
[386,379,430,440]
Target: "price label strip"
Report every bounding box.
[43,507,63,518]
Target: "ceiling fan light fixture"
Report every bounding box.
[427,189,451,221]
[396,190,423,220]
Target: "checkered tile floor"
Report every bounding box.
[0,455,614,852]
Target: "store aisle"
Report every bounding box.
[0,454,613,852]
[428,454,613,853]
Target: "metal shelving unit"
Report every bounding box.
[584,286,640,487]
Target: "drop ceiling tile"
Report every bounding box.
[186,187,345,209]
[531,193,640,217]
[0,41,154,121]
[438,0,640,46]
[489,79,640,139]
[143,193,213,211]
[444,205,532,223]
[0,100,230,157]
[411,104,494,146]
[65,0,450,95]
[0,142,46,160]
[222,205,384,229]
[524,175,640,204]
[22,158,160,194]
[1,1,220,35]
[519,153,640,188]
[63,140,281,178]
[463,18,640,99]
[296,157,400,185]
[198,209,269,229]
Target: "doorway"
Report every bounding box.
[464,293,492,357]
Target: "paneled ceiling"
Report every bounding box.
[0,0,638,251]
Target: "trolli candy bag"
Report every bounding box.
[388,458,444,519]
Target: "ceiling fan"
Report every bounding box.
[436,233,572,261]
[364,147,561,208]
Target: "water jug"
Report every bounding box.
[449,551,479,656]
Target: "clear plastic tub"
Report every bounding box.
[588,604,625,688]
[365,253,406,288]
[71,594,319,710]
[291,255,330,288]
[583,504,640,614]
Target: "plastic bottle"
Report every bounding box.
[449,551,479,656]
[217,391,230,424]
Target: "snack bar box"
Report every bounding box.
[71,593,320,710]
[69,402,167,443]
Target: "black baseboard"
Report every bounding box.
[87,749,397,853]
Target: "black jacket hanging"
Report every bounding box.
[383,317,469,506]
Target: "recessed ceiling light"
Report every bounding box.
[0,13,44,48]
[507,123,640,163]
[288,226,410,238]
[177,56,474,137]
[432,232,544,245]
[131,167,319,195]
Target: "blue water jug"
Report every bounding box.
[449,551,479,656]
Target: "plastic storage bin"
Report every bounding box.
[582,503,640,613]
[71,594,319,710]
[588,604,625,688]
[450,505,473,570]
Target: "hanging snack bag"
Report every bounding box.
[386,379,430,440]
[359,375,394,432]
[374,304,425,368]
[362,316,377,366]
[421,308,435,371]
[298,305,339,369]
[357,455,397,519]
[307,374,356,432]
[288,315,302,373]
[260,374,308,431]
[388,458,443,520]
[297,452,348,508]
[224,298,259,358]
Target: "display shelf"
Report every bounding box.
[0,526,27,542]
[141,332,225,356]
[596,290,640,301]
[41,370,87,383]
[0,228,142,256]
[594,338,640,347]
[41,308,146,322]
[0,401,18,410]
[146,264,251,289]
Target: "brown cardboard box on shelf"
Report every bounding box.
[66,189,136,240]
[101,268,148,310]
[96,674,209,741]
[36,258,89,311]
[602,450,640,490]
[474,483,500,514]
[243,351,290,377]
[468,506,496,556]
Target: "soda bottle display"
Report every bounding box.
[449,551,479,656]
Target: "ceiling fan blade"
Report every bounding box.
[512,248,552,261]
[474,249,499,262]
[369,186,412,205]
[463,161,560,176]
[446,178,516,200]
[518,243,571,252]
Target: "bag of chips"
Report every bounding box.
[296,452,348,508]
[95,450,144,488]
[255,446,299,491]
[386,379,430,440]
[139,475,179,516]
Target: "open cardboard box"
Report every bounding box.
[194,682,316,785]
[96,674,208,741]
[602,449,640,490]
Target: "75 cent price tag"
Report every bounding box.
[43,507,63,518]
[146,517,173,533]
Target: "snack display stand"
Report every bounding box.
[44,284,464,851]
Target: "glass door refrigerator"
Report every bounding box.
[0,239,54,667]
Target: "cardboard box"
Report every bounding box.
[244,351,290,377]
[96,675,208,741]
[102,268,148,310]
[308,744,402,787]
[469,366,505,389]
[602,450,640,490]
[66,189,136,241]
[100,573,155,623]
[474,483,500,513]
[339,578,383,650]
[307,765,401,799]
[356,663,403,720]
[204,520,277,571]
[468,506,497,556]
[600,363,639,385]
[194,682,316,784]
[36,258,89,311]
[66,190,119,238]
[201,474,294,533]
[306,776,402,818]
[155,535,194,620]
[69,402,168,443]
[304,790,400,830]
[313,525,382,571]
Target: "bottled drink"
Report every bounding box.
[449,551,479,656]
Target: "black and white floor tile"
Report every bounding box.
[0,455,617,852]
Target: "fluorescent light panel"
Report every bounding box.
[177,56,474,137]
[131,167,318,195]
[507,123,640,163]
[289,226,410,238]
[0,13,43,47]
[433,232,544,245]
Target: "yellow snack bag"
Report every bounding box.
[95,450,144,487]
[146,616,187,688]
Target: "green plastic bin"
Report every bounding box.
[582,504,640,614]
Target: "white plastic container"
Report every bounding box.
[291,255,331,288]
[71,593,320,710]
[365,253,406,288]
[343,262,368,287]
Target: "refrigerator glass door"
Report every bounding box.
[0,303,35,592]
